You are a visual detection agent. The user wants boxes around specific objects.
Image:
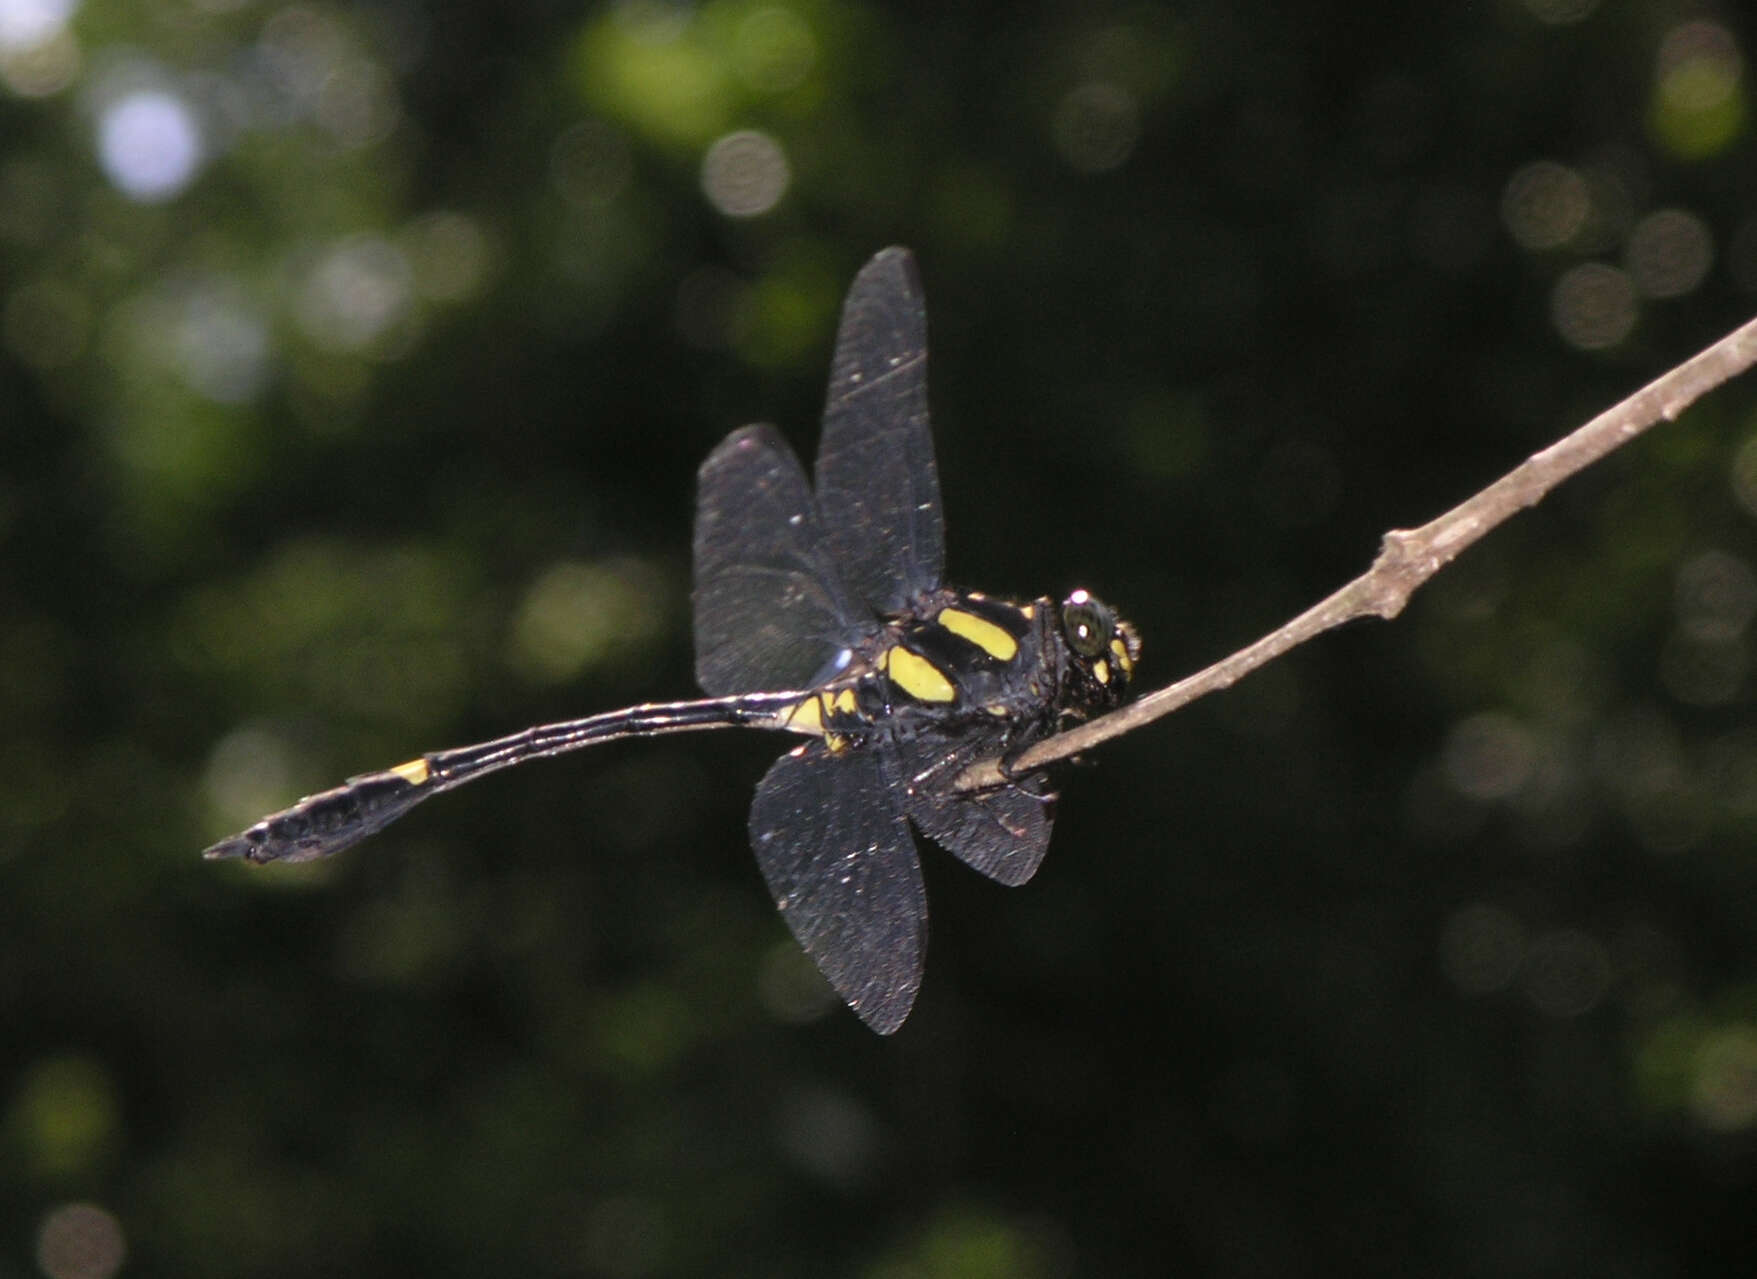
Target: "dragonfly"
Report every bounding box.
[204,248,1140,1034]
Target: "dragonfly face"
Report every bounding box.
[205,247,1139,1036]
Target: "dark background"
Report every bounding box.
[4,1,1756,1275]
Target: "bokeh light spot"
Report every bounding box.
[1674,549,1757,641]
[574,9,732,149]
[1509,753,1594,851]
[203,725,298,832]
[889,1209,1057,1277]
[700,129,789,217]
[1550,262,1637,350]
[1052,81,1139,173]
[729,266,832,369]
[757,939,837,1024]
[174,278,270,404]
[294,235,414,353]
[313,56,399,149]
[1660,557,1749,698]
[774,1087,879,1188]
[508,558,670,685]
[404,210,492,302]
[1502,161,1589,251]
[183,540,469,728]
[3,1055,118,1176]
[1439,903,1528,995]
[1650,20,1747,160]
[1625,208,1713,299]
[732,6,816,94]
[257,4,349,110]
[0,0,74,52]
[0,23,78,96]
[1443,711,1537,801]
[96,89,203,202]
[35,1202,126,1279]
[1691,1024,1757,1131]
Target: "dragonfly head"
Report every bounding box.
[1054,588,1141,718]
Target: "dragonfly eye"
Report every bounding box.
[1061,591,1112,660]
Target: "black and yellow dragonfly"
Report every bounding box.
[205,248,1140,1034]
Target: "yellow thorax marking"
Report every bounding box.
[881,646,956,703]
[832,687,858,714]
[1092,659,1110,685]
[938,606,1019,661]
[1109,637,1133,675]
[391,758,430,785]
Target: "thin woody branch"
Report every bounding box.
[958,311,1757,792]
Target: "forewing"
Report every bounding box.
[899,734,1055,887]
[814,248,944,616]
[694,424,864,697]
[748,742,926,1034]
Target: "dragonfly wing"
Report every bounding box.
[814,247,944,616]
[899,734,1055,888]
[694,424,864,697]
[749,742,926,1034]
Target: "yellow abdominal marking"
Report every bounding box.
[784,696,824,733]
[391,758,430,785]
[938,607,1018,661]
[882,646,956,703]
[784,687,864,737]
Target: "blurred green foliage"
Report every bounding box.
[3,0,1757,1275]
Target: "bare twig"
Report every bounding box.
[958,312,1757,792]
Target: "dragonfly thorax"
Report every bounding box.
[778,587,1138,757]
